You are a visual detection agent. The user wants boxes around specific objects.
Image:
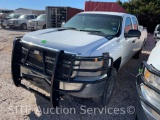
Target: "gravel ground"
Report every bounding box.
[0,27,155,120]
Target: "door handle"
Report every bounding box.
[132,40,136,43]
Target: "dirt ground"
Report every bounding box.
[0,27,155,120]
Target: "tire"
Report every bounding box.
[94,68,117,106]
[43,25,46,29]
[133,48,142,59]
[1,25,6,28]
[9,26,13,29]
[142,39,147,47]
[155,41,157,44]
[21,23,27,30]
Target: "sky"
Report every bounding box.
[0,0,128,10]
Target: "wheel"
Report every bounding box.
[155,41,157,44]
[43,25,46,29]
[1,25,6,28]
[9,26,13,29]
[133,48,142,59]
[21,23,27,30]
[142,39,147,47]
[93,68,117,106]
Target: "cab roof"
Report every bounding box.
[79,11,135,17]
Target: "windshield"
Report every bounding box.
[18,15,28,19]
[37,14,45,20]
[6,13,20,19]
[64,14,122,36]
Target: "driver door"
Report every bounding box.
[123,17,134,61]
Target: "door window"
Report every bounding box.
[30,15,34,19]
[132,17,138,30]
[124,17,133,34]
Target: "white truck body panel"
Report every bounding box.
[28,14,46,30]
[28,19,46,30]
[147,41,160,71]
[22,12,147,69]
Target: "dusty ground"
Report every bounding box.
[0,27,155,120]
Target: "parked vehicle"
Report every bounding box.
[8,14,37,30]
[153,24,160,44]
[136,41,160,120]
[11,12,147,107]
[0,13,21,28]
[28,14,46,30]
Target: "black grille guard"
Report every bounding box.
[11,37,113,107]
[136,61,160,115]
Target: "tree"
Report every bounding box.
[118,0,160,32]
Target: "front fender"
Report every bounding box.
[90,37,124,67]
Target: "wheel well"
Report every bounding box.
[21,23,27,27]
[113,57,121,71]
[22,23,27,25]
[43,24,46,28]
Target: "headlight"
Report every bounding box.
[14,20,19,24]
[71,60,104,78]
[144,69,160,90]
[141,84,160,115]
[78,61,103,77]
[141,94,160,120]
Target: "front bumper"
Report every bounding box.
[28,24,43,30]
[8,22,21,28]
[136,62,160,120]
[11,38,113,107]
[0,19,8,27]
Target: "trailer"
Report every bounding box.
[85,1,126,13]
[46,7,83,28]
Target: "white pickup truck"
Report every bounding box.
[0,13,21,28]
[154,24,160,44]
[136,41,160,120]
[8,14,37,30]
[11,12,147,107]
[28,14,46,30]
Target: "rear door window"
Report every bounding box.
[124,17,133,34]
[132,17,138,30]
[30,15,34,19]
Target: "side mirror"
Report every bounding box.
[61,22,65,27]
[126,29,141,38]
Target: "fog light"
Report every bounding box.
[59,82,83,91]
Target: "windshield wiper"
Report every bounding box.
[80,29,106,34]
[62,27,79,30]
[80,29,115,39]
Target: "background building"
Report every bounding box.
[0,9,13,13]
[14,8,45,15]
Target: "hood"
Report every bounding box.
[147,41,160,71]
[10,19,18,21]
[9,18,19,21]
[3,17,12,20]
[10,18,26,21]
[29,19,45,22]
[22,28,109,56]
